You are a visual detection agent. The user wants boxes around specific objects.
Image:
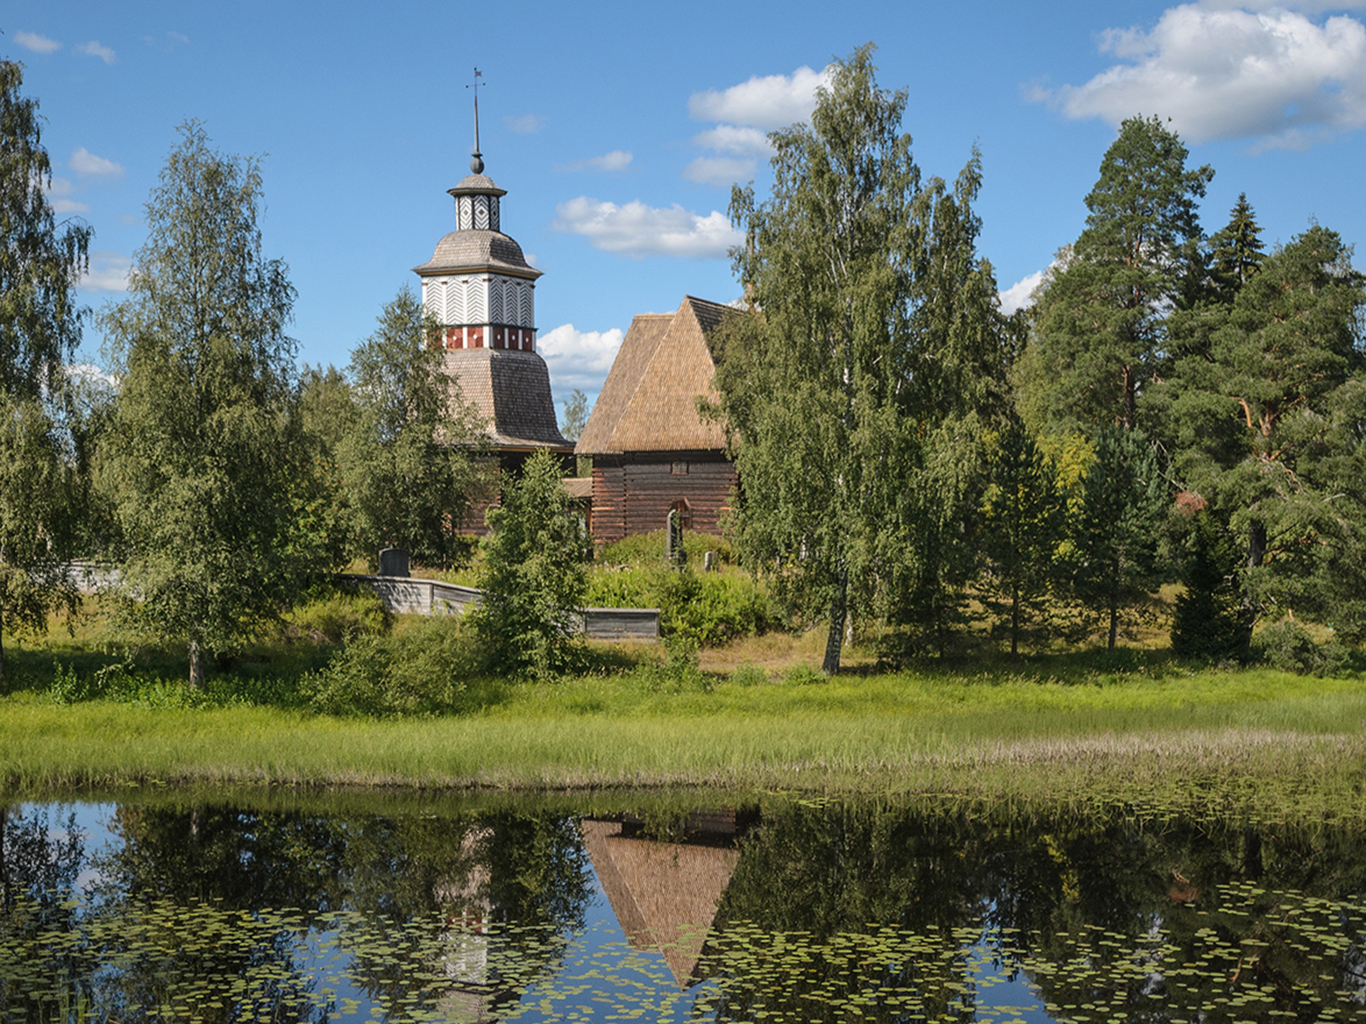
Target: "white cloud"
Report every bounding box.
[558,150,634,172]
[998,270,1046,315]
[1040,4,1366,147]
[42,176,89,214]
[71,147,124,178]
[77,40,116,64]
[506,113,546,134]
[683,156,757,186]
[80,251,131,293]
[553,197,743,259]
[539,323,626,397]
[688,65,833,131]
[15,31,61,55]
[691,124,772,156]
[143,31,189,51]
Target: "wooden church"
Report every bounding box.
[575,296,738,542]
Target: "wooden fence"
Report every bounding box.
[339,574,659,642]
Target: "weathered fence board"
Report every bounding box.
[340,574,659,641]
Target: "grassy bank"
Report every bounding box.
[3,658,1364,820]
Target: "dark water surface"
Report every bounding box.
[1,793,1363,1022]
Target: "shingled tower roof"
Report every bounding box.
[576,296,735,455]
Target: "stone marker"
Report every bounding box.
[378,547,410,578]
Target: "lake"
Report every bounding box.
[1,792,1363,1022]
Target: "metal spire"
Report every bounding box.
[468,68,484,175]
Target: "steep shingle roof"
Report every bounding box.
[576,296,736,455]
[444,348,572,451]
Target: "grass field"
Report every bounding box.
[3,613,1364,821]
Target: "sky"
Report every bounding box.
[9,0,1366,416]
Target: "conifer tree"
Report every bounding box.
[1025,116,1213,434]
[1207,192,1265,304]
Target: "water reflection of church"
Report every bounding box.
[580,810,755,989]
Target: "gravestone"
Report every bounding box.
[665,510,685,570]
[378,547,410,578]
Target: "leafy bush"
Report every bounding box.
[585,565,778,647]
[301,615,494,717]
[633,635,710,694]
[597,528,736,569]
[729,663,769,687]
[781,661,827,685]
[1254,621,1348,677]
[281,586,389,645]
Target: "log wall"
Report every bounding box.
[590,450,736,543]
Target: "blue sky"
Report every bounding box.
[9,1,1366,414]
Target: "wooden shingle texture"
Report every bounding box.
[445,348,572,451]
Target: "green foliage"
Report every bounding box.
[0,396,81,681]
[979,421,1065,655]
[337,288,489,567]
[279,585,389,645]
[0,63,91,682]
[1070,427,1168,650]
[632,635,709,694]
[1026,116,1213,433]
[1206,192,1266,304]
[1254,621,1348,677]
[302,615,492,717]
[0,60,92,401]
[473,450,588,678]
[100,122,312,686]
[1170,508,1244,661]
[558,388,589,443]
[597,527,736,568]
[584,559,778,647]
[1163,225,1366,634]
[718,44,1011,673]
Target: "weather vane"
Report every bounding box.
[468,67,485,174]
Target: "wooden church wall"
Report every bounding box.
[590,450,736,544]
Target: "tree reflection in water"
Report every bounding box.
[0,796,1362,1022]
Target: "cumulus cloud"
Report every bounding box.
[77,40,117,64]
[538,323,627,398]
[71,148,124,178]
[15,31,61,55]
[80,251,131,293]
[683,156,758,186]
[684,64,832,187]
[1039,3,1366,148]
[42,176,89,214]
[558,150,634,172]
[506,113,546,134]
[691,124,773,156]
[553,197,743,259]
[688,65,833,130]
[998,270,1046,315]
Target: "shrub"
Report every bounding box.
[302,615,492,717]
[472,450,587,679]
[597,528,736,568]
[281,586,389,645]
[584,565,779,647]
[1254,620,1348,677]
[633,635,710,694]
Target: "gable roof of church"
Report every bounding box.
[576,296,735,455]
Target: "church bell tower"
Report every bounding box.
[412,71,571,462]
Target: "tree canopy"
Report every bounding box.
[101,123,309,686]
[715,44,1011,672]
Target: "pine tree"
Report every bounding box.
[1207,193,1265,304]
[1026,116,1213,434]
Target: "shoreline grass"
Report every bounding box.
[3,662,1364,822]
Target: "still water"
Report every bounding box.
[1,794,1363,1022]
